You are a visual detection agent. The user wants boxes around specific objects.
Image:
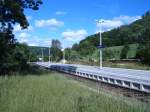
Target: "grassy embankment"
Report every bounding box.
[89,44,138,60]
[69,44,150,70]
[0,72,150,112]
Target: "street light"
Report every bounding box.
[38,41,51,63]
[49,45,51,65]
[41,48,44,62]
[62,40,66,64]
[96,19,104,69]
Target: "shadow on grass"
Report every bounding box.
[0,64,53,76]
[20,64,53,76]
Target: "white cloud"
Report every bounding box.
[62,29,88,42]
[35,18,64,28]
[14,24,33,32]
[27,16,32,20]
[28,43,38,46]
[17,33,31,44]
[96,15,141,32]
[113,15,141,24]
[28,39,52,47]
[17,35,52,47]
[18,32,30,38]
[56,11,67,15]
[96,19,123,32]
[19,38,28,43]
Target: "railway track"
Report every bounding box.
[35,62,150,102]
[63,73,150,102]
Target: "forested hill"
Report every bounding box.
[28,12,150,64]
[29,46,49,56]
[72,11,150,56]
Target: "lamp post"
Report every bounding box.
[96,19,104,69]
[62,40,66,64]
[63,48,65,63]
[39,41,51,63]
[49,46,51,65]
[41,48,44,62]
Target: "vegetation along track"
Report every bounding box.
[58,71,150,103]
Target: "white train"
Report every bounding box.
[50,64,150,93]
[35,62,150,93]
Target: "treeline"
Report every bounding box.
[29,40,63,62]
[0,42,31,74]
[70,11,150,65]
[0,0,42,74]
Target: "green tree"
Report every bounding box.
[13,43,30,71]
[0,0,42,74]
[65,48,80,61]
[142,11,150,18]
[0,30,16,73]
[136,28,150,65]
[120,45,130,59]
[50,40,62,61]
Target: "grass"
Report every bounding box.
[72,43,150,70]
[0,72,150,112]
[69,60,150,70]
[103,61,150,70]
[87,44,139,60]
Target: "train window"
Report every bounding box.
[98,76,102,80]
[109,78,114,83]
[132,83,140,89]
[103,77,108,82]
[116,80,122,85]
[143,85,150,92]
[123,81,130,87]
[94,75,97,79]
[86,74,89,77]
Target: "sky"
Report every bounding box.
[14,0,150,48]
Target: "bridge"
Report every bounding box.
[36,62,150,93]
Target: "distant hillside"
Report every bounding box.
[71,11,150,59]
[86,44,139,61]
[29,46,49,57]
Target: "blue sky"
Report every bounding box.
[14,0,150,48]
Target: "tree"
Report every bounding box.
[0,31,16,73]
[72,43,79,51]
[120,45,130,59]
[0,0,42,74]
[13,43,30,71]
[136,28,150,65]
[51,40,61,49]
[65,48,80,61]
[142,11,150,18]
[50,40,62,61]
[0,0,42,30]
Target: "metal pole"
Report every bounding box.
[63,49,65,62]
[63,40,66,63]
[96,19,104,69]
[41,48,44,62]
[49,46,50,65]
[28,52,30,63]
[100,26,102,69]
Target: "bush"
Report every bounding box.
[120,45,130,59]
[136,28,150,65]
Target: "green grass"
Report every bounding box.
[88,44,139,60]
[103,61,150,70]
[0,72,149,112]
